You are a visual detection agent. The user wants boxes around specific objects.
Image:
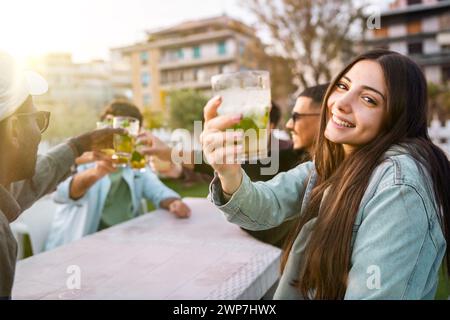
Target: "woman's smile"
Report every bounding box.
[331,114,356,129]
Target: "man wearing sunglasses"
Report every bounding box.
[240,84,329,249]
[0,51,121,299]
[285,84,329,154]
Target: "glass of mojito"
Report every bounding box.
[113,116,140,167]
[131,142,147,172]
[96,120,116,157]
[211,70,271,161]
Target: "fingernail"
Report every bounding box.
[213,95,222,101]
[232,114,242,122]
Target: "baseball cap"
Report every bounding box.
[0,51,48,122]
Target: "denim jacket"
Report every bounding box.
[209,147,447,299]
[45,165,180,250]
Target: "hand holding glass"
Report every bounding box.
[211,70,271,161]
[112,116,140,167]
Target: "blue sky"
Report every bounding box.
[1,0,392,63]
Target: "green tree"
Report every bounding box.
[428,82,450,122]
[142,108,165,129]
[41,102,98,144]
[242,40,297,103]
[244,0,367,88]
[168,89,208,132]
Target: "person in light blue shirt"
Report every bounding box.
[200,50,450,299]
[45,100,190,250]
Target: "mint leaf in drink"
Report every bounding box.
[131,150,144,162]
[233,117,259,131]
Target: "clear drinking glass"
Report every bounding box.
[96,120,115,157]
[211,70,271,161]
[131,143,147,172]
[113,116,140,167]
[96,118,113,129]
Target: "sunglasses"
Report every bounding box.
[291,112,320,124]
[15,111,51,133]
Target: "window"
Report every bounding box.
[140,51,149,64]
[196,69,206,82]
[163,50,178,62]
[407,0,421,5]
[407,20,422,34]
[375,44,389,50]
[239,41,246,56]
[183,69,193,82]
[440,13,450,30]
[177,48,184,60]
[161,72,168,84]
[222,64,234,74]
[143,94,152,106]
[193,68,199,81]
[373,27,388,38]
[218,41,227,55]
[408,42,423,55]
[141,72,150,87]
[193,46,201,59]
[442,65,450,82]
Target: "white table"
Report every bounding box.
[12,197,281,300]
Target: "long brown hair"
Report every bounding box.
[281,49,450,299]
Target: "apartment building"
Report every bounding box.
[110,48,133,100]
[365,0,450,84]
[30,53,114,111]
[116,15,266,111]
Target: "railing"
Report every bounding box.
[38,123,450,157]
[151,126,450,156]
[429,119,450,155]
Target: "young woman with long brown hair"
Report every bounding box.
[201,49,450,299]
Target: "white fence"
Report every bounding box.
[38,124,450,157]
[429,120,450,156]
[142,126,450,156]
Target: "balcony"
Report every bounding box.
[409,51,450,65]
[152,29,234,49]
[437,31,450,45]
[159,79,212,91]
[378,1,450,23]
[158,54,235,70]
[365,30,442,45]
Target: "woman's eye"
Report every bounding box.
[363,96,377,105]
[336,82,347,90]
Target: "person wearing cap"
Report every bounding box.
[0,51,120,299]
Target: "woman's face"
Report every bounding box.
[324,60,387,155]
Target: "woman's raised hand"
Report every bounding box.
[200,96,244,195]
